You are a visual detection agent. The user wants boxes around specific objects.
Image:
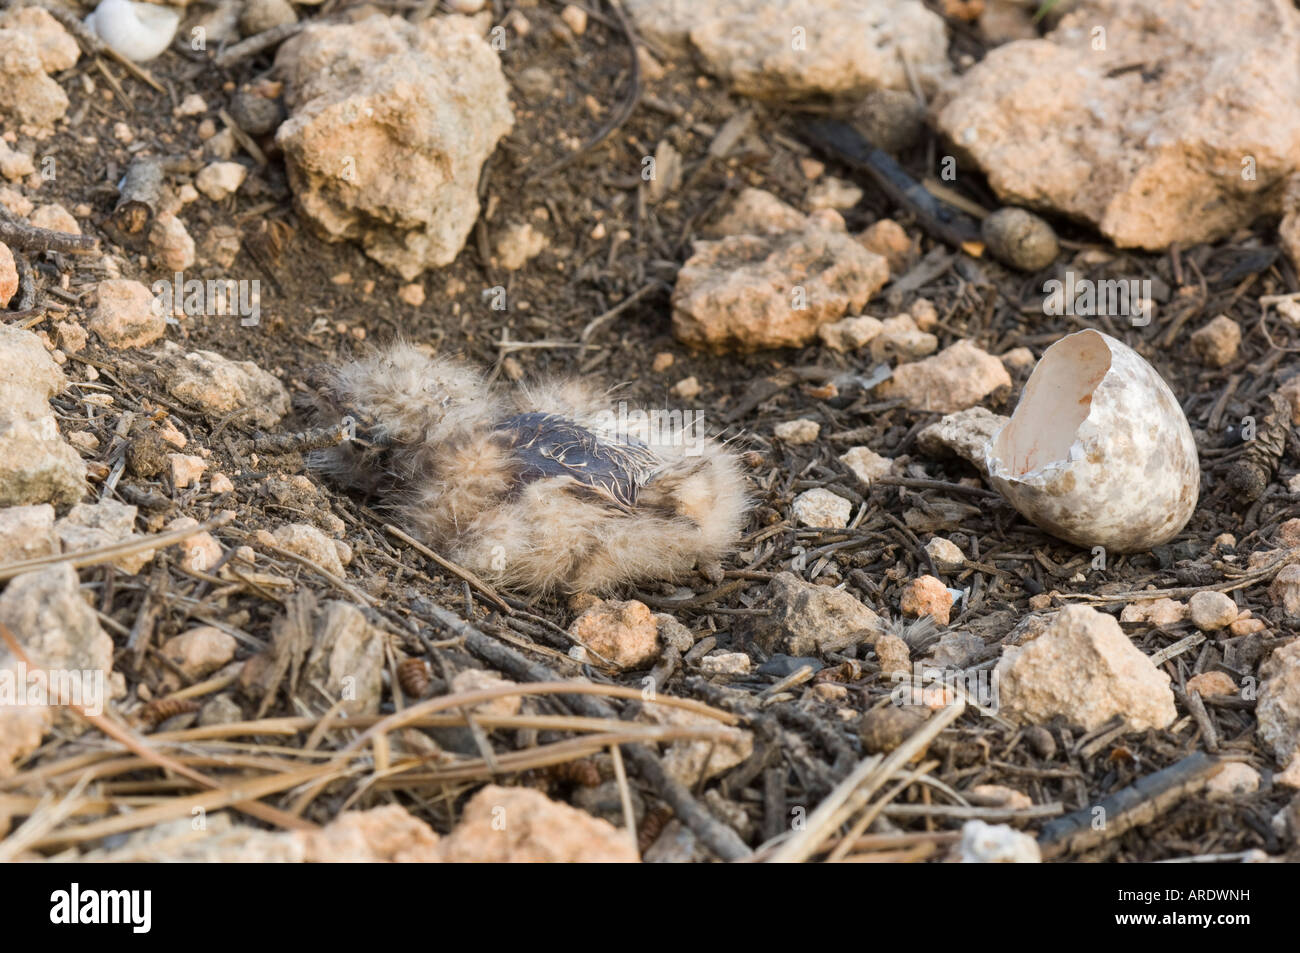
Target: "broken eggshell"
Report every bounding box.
[984,329,1199,552]
[85,0,181,63]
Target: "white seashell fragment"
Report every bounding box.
[85,0,180,63]
[985,329,1199,552]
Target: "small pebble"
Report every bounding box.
[981,207,1059,272]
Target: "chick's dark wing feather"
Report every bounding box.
[494,412,660,509]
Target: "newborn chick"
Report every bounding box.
[307,344,749,594]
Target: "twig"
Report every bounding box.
[214,21,305,68]
[1037,752,1217,859]
[0,206,98,255]
[0,512,233,582]
[381,522,513,615]
[768,699,966,863]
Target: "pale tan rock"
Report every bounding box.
[1230,617,1267,637]
[791,487,851,528]
[0,28,68,128]
[29,203,79,235]
[751,571,884,655]
[1120,597,1187,628]
[275,14,513,278]
[774,419,819,445]
[0,503,57,563]
[968,784,1033,811]
[640,701,753,785]
[240,0,296,35]
[0,8,79,72]
[168,453,207,490]
[302,601,386,716]
[0,143,33,182]
[807,176,863,211]
[0,241,16,308]
[199,224,242,269]
[167,517,223,573]
[672,225,889,352]
[960,820,1040,862]
[210,472,235,494]
[0,563,113,684]
[818,315,883,352]
[273,522,346,577]
[654,613,695,654]
[652,352,674,373]
[994,605,1177,731]
[162,626,238,681]
[875,633,911,677]
[1188,591,1239,632]
[671,376,701,400]
[925,537,965,573]
[1186,671,1238,698]
[0,185,33,215]
[52,321,86,354]
[83,805,442,862]
[56,500,154,574]
[624,0,949,97]
[857,219,913,274]
[153,342,290,428]
[900,575,953,626]
[436,785,637,862]
[981,207,1059,272]
[1277,755,1300,789]
[569,600,660,670]
[90,279,165,349]
[1206,762,1261,799]
[1270,565,1300,618]
[195,162,247,201]
[1258,639,1300,765]
[560,4,587,35]
[1001,346,1035,369]
[933,0,1300,250]
[1278,518,1300,548]
[449,669,522,718]
[839,445,893,486]
[870,313,938,362]
[882,340,1011,413]
[148,212,196,272]
[397,283,425,307]
[0,325,84,506]
[700,651,751,676]
[495,221,547,270]
[707,188,806,238]
[1189,315,1241,368]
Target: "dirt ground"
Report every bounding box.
[3,0,1299,862]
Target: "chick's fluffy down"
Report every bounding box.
[309,344,750,594]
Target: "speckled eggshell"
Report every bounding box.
[985,329,1199,552]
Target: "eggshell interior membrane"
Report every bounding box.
[986,329,1200,552]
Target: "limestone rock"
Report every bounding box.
[90,279,165,349]
[55,500,155,574]
[302,601,386,716]
[0,325,84,506]
[436,785,637,862]
[0,504,58,563]
[882,340,1011,413]
[994,605,1177,731]
[275,14,513,278]
[568,600,660,670]
[751,571,884,655]
[933,0,1300,250]
[1258,639,1300,765]
[915,406,1009,477]
[624,0,950,98]
[153,341,290,428]
[791,487,851,528]
[0,27,68,129]
[0,8,80,73]
[672,222,888,352]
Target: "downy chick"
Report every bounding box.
[307,344,750,594]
